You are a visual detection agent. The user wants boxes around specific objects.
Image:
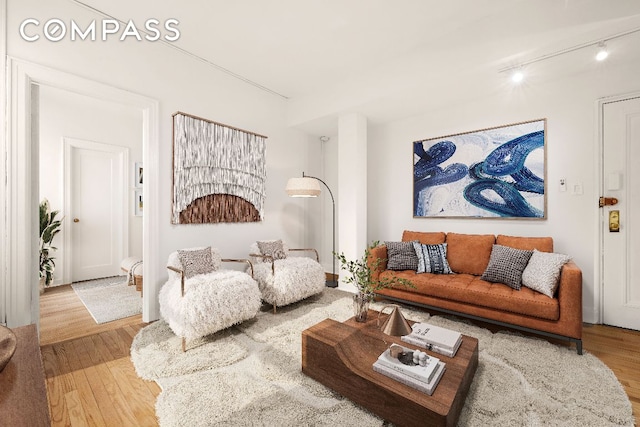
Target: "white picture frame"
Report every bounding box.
[135,162,143,188]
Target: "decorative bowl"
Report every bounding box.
[0,325,17,372]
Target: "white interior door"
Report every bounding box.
[65,139,127,282]
[602,96,640,331]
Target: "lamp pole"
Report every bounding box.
[302,172,337,287]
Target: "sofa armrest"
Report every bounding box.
[367,245,388,282]
[556,261,583,339]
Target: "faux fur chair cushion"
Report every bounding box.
[160,249,261,340]
[251,257,325,307]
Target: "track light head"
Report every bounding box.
[596,42,608,61]
[511,69,524,83]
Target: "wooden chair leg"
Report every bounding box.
[182,337,186,352]
[273,304,277,314]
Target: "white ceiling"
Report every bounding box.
[76,0,640,133]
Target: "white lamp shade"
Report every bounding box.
[286,177,321,197]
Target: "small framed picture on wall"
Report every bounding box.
[134,189,143,216]
[135,162,143,188]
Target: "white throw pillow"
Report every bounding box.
[521,249,571,298]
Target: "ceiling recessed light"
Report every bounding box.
[596,42,609,61]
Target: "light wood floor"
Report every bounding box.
[40,285,639,426]
[40,285,160,426]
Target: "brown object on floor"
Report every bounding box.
[0,324,50,426]
[302,311,478,427]
[0,325,17,372]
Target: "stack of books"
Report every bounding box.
[372,345,446,395]
[401,323,463,357]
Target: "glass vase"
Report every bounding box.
[353,292,371,322]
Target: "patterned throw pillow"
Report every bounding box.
[522,249,571,297]
[257,240,288,260]
[385,241,419,271]
[412,242,453,274]
[177,247,214,278]
[481,245,533,290]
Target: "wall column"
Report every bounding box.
[337,113,367,292]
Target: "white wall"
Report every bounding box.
[39,85,143,286]
[368,58,640,324]
[6,0,321,323]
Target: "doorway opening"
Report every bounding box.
[3,58,159,330]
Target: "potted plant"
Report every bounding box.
[334,241,413,322]
[39,199,63,293]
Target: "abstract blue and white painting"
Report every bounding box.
[413,119,546,219]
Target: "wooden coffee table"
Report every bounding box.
[302,311,478,427]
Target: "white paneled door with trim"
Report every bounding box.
[65,139,127,283]
[602,96,640,331]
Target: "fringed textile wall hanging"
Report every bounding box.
[171,112,267,224]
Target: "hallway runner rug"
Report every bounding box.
[71,276,142,324]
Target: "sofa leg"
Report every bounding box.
[576,340,583,355]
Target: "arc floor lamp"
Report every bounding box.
[285,172,338,287]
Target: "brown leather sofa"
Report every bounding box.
[370,231,583,354]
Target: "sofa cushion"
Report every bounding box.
[522,249,571,297]
[379,270,559,321]
[412,242,453,274]
[496,235,553,253]
[446,233,495,275]
[385,241,419,271]
[481,245,533,290]
[402,230,446,245]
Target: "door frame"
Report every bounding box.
[4,57,160,327]
[596,90,640,324]
[63,138,130,285]
[0,0,7,326]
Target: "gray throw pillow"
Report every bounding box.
[385,241,419,271]
[412,242,453,274]
[257,240,287,260]
[177,247,214,278]
[481,244,533,290]
[522,249,571,297]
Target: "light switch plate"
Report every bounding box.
[572,183,583,195]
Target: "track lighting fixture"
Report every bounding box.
[499,26,640,83]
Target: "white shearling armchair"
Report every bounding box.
[159,246,261,351]
[249,240,325,313]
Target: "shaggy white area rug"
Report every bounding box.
[131,289,634,427]
[71,276,141,324]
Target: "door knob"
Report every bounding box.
[73,218,80,223]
